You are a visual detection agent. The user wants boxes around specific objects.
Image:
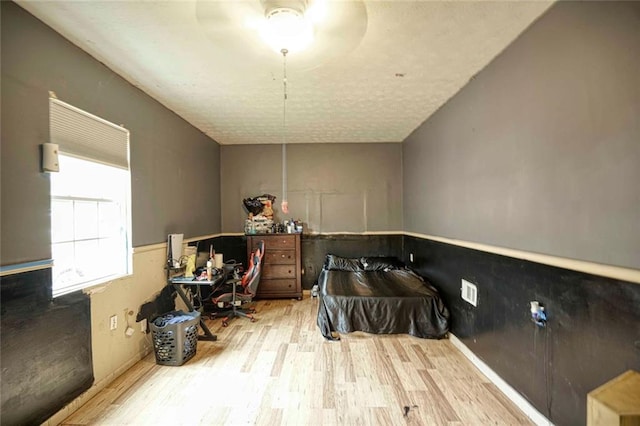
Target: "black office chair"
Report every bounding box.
[211,241,264,326]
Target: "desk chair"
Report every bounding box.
[211,242,264,326]
[255,239,265,264]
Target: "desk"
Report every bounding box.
[170,274,225,341]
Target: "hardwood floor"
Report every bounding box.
[61,296,533,425]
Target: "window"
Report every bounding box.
[49,98,132,297]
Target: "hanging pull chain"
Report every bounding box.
[281,48,289,214]
[282,48,288,145]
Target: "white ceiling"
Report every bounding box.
[16,0,553,145]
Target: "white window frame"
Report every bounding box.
[49,98,132,297]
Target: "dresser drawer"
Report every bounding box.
[252,235,296,250]
[262,264,296,279]
[265,250,296,265]
[258,279,298,294]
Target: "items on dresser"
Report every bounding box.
[246,233,302,300]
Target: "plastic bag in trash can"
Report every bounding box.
[152,311,194,327]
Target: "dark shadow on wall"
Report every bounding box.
[136,284,177,331]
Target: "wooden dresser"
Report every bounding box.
[247,233,302,300]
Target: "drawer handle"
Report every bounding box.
[281,254,285,258]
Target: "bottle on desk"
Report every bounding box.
[206,259,213,281]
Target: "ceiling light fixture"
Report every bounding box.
[260,3,314,54]
[196,0,366,72]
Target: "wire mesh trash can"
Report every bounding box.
[150,310,200,366]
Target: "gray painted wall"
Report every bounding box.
[221,143,402,233]
[403,1,640,270]
[1,2,221,266]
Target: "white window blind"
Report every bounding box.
[49,98,133,297]
[49,98,130,169]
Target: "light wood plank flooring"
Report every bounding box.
[61,296,533,425]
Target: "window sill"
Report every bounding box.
[53,272,133,298]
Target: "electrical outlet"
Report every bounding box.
[461,279,478,307]
[109,315,117,330]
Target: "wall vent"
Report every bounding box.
[461,279,478,307]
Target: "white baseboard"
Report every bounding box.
[449,333,552,426]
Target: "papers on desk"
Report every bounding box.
[171,275,223,285]
[171,277,198,284]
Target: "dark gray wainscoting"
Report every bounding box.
[192,235,249,269]
[403,235,640,426]
[1,268,93,425]
[300,234,403,289]
[204,234,403,290]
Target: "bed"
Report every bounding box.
[316,254,450,340]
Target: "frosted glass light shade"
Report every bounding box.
[260,8,314,54]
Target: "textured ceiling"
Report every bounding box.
[16,1,553,145]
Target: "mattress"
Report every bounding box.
[316,255,450,340]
